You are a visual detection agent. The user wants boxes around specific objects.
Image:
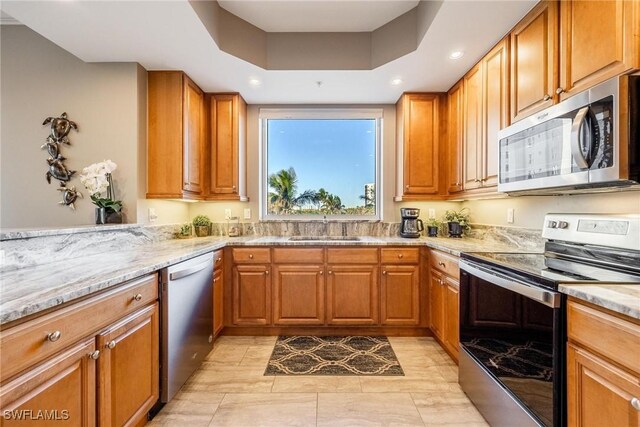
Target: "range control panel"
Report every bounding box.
[542,213,639,251]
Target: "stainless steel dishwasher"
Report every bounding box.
[160,252,214,403]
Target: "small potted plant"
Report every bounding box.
[443,208,470,238]
[193,215,212,237]
[79,160,123,224]
[426,218,441,237]
[176,223,192,239]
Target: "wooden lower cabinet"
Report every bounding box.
[443,277,460,360]
[273,265,325,325]
[567,343,640,427]
[0,338,97,426]
[97,304,159,427]
[429,269,445,340]
[213,269,224,337]
[428,250,460,363]
[327,265,379,325]
[380,265,419,325]
[232,264,271,325]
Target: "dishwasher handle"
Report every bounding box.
[169,260,211,281]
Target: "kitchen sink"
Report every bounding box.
[288,236,361,241]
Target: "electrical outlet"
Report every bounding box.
[428,209,436,219]
[224,209,232,220]
[148,208,158,223]
[244,208,251,220]
[507,208,515,224]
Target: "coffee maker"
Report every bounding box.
[400,208,424,238]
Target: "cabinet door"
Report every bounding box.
[443,277,460,361]
[0,338,96,427]
[273,265,325,325]
[481,38,509,188]
[447,80,464,194]
[213,269,224,337]
[560,0,639,99]
[510,0,559,122]
[232,264,271,325]
[327,265,379,325]
[97,304,159,427]
[429,269,445,340]
[567,343,640,427]
[463,63,483,190]
[381,265,419,325]
[182,76,204,194]
[401,94,440,196]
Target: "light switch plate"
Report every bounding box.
[224,209,232,220]
[428,209,436,219]
[244,208,251,219]
[507,208,515,224]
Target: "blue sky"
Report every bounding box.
[267,119,376,207]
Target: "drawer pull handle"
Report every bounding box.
[46,331,62,342]
[88,350,100,360]
[398,254,404,258]
[632,398,640,411]
[107,340,116,350]
[438,262,446,267]
[133,293,143,302]
[249,254,254,259]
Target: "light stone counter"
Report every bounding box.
[559,283,640,321]
[0,235,530,326]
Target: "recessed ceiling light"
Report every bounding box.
[391,78,403,86]
[249,78,261,86]
[449,51,464,60]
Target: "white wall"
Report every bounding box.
[0,26,188,229]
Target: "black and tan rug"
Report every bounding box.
[264,336,404,376]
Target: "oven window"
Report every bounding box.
[460,272,557,426]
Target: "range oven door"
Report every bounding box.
[458,260,564,427]
[497,76,619,194]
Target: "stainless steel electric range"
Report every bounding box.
[458,213,640,427]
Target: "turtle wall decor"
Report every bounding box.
[42,112,81,209]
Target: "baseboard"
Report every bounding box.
[220,326,432,337]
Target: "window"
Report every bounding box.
[260,109,382,220]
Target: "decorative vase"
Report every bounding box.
[427,226,439,237]
[95,207,106,225]
[105,209,123,224]
[195,225,210,237]
[448,221,463,238]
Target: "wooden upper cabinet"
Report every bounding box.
[97,304,159,427]
[447,79,464,194]
[463,63,483,191]
[148,71,204,200]
[560,0,640,100]
[481,38,510,188]
[510,0,559,122]
[395,93,442,200]
[207,93,248,201]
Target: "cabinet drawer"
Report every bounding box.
[429,250,459,280]
[327,248,379,264]
[273,248,324,264]
[213,249,224,271]
[0,274,158,383]
[232,248,271,264]
[567,300,640,373]
[381,248,420,264]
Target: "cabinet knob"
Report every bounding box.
[328,271,333,275]
[555,87,565,95]
[382,270,387,275]
[216,257,222,263]
[106,340,116,349]
[631,398,640,411]
[88,350,100,360]
[438,261,446,267]
[46,331,62,342]
[319,270,323,275]
[398,253,404,259]
[249,254,254,259]
[543,94,551,101]
[265,270,269,275]
[232,185,236,190]
[133,293,143,302]
[455,182,461,186]
[474,179,481,183]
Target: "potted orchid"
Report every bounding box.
[79,160,123,224]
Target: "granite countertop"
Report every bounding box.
[0,235,528,326]
[559,283,640,320]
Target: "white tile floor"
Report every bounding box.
[149,336,488,427]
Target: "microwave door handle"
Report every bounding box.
[571,106,590,169]
[459,260,561,308]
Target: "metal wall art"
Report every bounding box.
[42,112,81,209]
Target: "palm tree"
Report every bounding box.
[268,168,317,214]
[316,188,344,214]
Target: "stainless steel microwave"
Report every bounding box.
[497,75,639,194]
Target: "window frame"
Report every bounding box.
[259,108,383,221]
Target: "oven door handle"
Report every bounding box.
[459,260,561,308]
